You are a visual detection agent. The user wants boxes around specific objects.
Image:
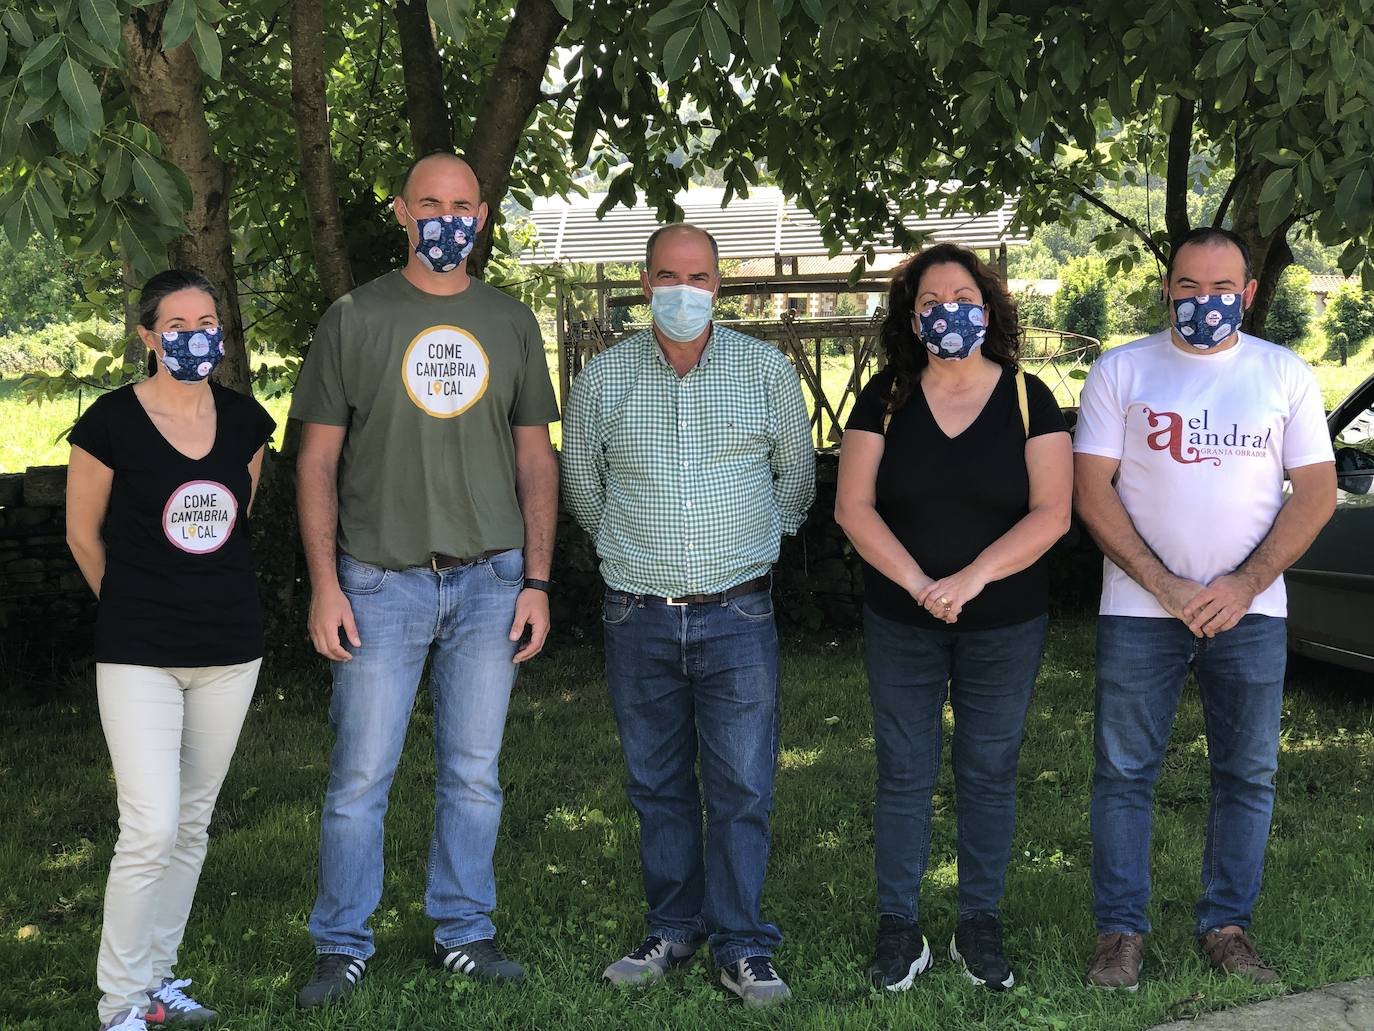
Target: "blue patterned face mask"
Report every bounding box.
[651,284,714,342]
[1172,293,1243,349]
[158,326,224,382]
[917,302,986,360]
[407,211,478,272]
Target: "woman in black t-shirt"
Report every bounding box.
[66,270,275,1031]
[835,244,1072,993]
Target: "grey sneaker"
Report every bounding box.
[720,956,791,1008]
[297,953,367,1009]
[434,938,525,983]
[99,1009,148,1031]
[144,977,217,1024]
[603,935,699,985]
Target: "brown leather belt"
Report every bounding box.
[427,549,505,571]
[619,574,772,607]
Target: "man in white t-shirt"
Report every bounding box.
[1073,228,1336,991]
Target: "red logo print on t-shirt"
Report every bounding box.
[1143,408,1222,467]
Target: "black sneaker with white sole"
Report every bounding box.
[950,913,1015,990]
[297,953,367,1009]
[867,914,934,991]
[434,938,525,983]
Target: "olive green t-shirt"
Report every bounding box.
[289,271,560,569]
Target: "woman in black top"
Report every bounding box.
[835,244,1072,993]
[66,270,275,1031]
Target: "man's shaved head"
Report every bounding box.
[400,151,481,203]
[645,224,719,271]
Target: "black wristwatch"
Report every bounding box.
[523,578,552,593]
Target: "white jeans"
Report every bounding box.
[95,660,260,1024]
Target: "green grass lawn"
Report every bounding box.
[2,620,1372,1029]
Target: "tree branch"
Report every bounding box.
[394,0,452,156]
[1164,95,1194,242]
[1211,173,1242,228]
[1069,183,1168,266]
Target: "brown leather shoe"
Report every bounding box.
[1086,932,1144,990]
[1200,928,1278,984]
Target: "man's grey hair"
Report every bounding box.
[644,224,720,270]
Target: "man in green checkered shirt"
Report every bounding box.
[562,224,814,1007]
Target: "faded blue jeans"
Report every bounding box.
[864,607,1048,924]
[308,550,523,960]
[602,587,782,968]
[1091,614,1287,937]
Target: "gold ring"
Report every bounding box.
[940,597,951,606]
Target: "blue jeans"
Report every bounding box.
[308,550,523,959]
[864,607,1047,924]
[1091,614,1287,937]
[602,588,782,968]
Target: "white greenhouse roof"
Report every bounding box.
[515,186,1029,265]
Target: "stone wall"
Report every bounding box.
[1,454,1102,667]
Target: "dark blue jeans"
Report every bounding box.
[1091,614,1287,937]
[602,588,782,968]
[864,607,1048,924]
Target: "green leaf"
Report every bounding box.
[76,200,118,255]
[1276,55,1303,111]
[58,56,104,132]
[131,149,182,224]
[645,0,698,33]
[1258,166,1293,206]
[1257,167,1294,236]
[53,102,90,153]
[715,0,741,33]
[1,10,34,48]
[25,188,55,238]
[427,0,472,41]
[17,91,58,123]
[2,187,32,247]
[1019,89,1049,139]
[19,34,64,77]
[119,216,168,277]
[0,25,8,72]
[189,17,222,79]
[161,0,197,51]
[78,0,123,51]
[1215,36,1246,75]
[660,24,697,81]
[743,0,780,67]
[1335,166,1373,226]
[548,0,573,19]
[701,9,731,67]
[102,142,131,201]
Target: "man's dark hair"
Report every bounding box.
[644,224,720,269]
[399,150,479,201]
[1166,226,1252,283]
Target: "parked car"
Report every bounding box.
[1286,371,1374,674]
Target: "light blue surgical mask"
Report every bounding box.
[651,284,714,342]
[1171,292,1243,349]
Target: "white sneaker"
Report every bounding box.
[98,1008,148,1031]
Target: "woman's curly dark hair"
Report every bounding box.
[880,242,1021,413]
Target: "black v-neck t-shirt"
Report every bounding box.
[846,365,1068,630]
[69,382,276,666]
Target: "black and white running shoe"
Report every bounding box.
[434,938,526,983]
[867,915,934,991]
[950,913,1015,990]
[297,953,367,1009]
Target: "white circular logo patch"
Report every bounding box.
[402,325,490,418]
[163,480,237,554]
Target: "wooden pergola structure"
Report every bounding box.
[517,187,1096,445]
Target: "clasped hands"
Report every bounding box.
[910,566,989,624]
[1157,572,1262,638]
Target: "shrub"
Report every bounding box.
[1053,256,1109,341]
[1320,284,1374,353]
[1014,288,1053,330]
[1108,264,1164,337]
[1264,266,1313,346]
[0,319,117,376]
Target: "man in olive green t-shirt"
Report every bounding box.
[289,152,560,1008]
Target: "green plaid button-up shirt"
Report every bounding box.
[562,325,816,597]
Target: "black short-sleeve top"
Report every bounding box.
[846,364,1068,630]
[68,382,276,666]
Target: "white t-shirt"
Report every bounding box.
[1074,330,1334,618]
